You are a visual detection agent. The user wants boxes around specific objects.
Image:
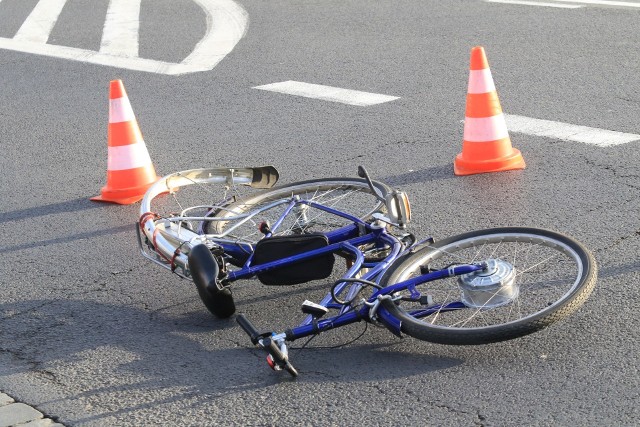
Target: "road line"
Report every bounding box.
[0,0,247,75]
[485,0,583,8]
[181,0,248,69]
[253,81,400,106]
[0,38,187,74]
[100,0,141,57]
[505,114,640,146]
[552,0,640,7]
[13,0,68,43]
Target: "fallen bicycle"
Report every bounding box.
[137,166,597,377]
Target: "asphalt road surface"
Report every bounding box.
[1,0,639,425]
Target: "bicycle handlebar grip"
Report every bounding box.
[236,314,261,345]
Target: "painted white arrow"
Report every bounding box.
[0,0,247,75]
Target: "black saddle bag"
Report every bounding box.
[252,234,335,286]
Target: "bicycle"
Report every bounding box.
[137,166,597,377]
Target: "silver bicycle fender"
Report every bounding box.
[139,166,279,276]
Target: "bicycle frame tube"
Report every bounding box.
[268,199,298,235]
[139,175,373,276]
[213,196,373,267]
[301,232,404,325]
[214,199,295,239]
[371,264,485,298]
[301,199,367,226]
[226,230,384,281]
[285,263,486,341]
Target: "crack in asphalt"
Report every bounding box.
[0,348,64,388]
[594,230,640,252]
[0,300,59,320]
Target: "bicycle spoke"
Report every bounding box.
[205,180,389,243]
[515,253,561,277]
[392,231,589,330]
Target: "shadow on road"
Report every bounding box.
[382,164,452,186]
[0,299,464,424]
[0,198,105,224]
[0,225,133,254]
[0,197,135,253]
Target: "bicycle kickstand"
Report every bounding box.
[236,314,299,377]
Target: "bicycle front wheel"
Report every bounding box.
[379,227,597,345]
[205,178,391,244]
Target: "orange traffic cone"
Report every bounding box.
[454,46,525,176]
[91,80,160,204]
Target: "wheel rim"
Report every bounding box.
[393,232,587,330]
[209,181,387,244]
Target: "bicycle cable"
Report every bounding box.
[291,305,369,353]
[331,278,383,305]
[291,322,369,353]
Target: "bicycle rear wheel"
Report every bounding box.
[205,178,392,244]
[379,227,597,345]
[188,244,236,318]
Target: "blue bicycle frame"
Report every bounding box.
[139,167,597,378]
[213,197,485,341]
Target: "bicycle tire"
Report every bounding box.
[205,178,392,243]
[200,287,235,319]
[188,244,236,318]
[379,227,597,345]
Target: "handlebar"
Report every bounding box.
[236,314,298,377]
[236,314,261,345]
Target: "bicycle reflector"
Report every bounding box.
[385,191,411,229]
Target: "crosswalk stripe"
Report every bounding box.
[100,0,141,57]
[505,114,640,147]
[253,81,399,106]
[13,0,68,43]
[552,0,640,7]
[485,0,583,8]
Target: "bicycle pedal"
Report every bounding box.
[301,300,329,317]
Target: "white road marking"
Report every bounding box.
[100,0,141,57]
[13,0,68,43]
[0,0,247,75]
[253,81,400,106]
[552,0,640,7]
[505,114,640,147]
[485,0,583,8]
[181,0,247,69]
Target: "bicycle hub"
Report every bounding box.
[458,259,518,309]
